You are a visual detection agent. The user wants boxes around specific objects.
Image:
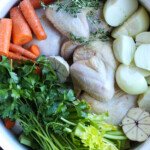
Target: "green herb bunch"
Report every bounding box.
[0,57,129,150]
[0,56,89,150]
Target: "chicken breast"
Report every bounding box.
[45,5,90,39]
[71,40,117,101]
[24,8,62,56]
[74,40,116,67]
[81,91,137,125]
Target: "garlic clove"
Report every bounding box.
[122,117,135,125]
[122,123,136,133]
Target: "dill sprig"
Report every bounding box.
[70,33,88,45]
[90,29,110,42]
[70,29,110,45]
[55,0,100,17]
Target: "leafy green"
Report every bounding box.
[74,113,129,150]
[0,56,89,150]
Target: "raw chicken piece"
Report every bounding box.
[73,40,116,67]
[71,40,117,101]
[24,8,62,56]
[73,45,96,62]
[87,5,111,33]
[81,91,137,125]
[45,5,90,39]
[61,41,79,60]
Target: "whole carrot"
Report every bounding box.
[8,52,28,61]
[10,7,33,45]
[10,43,37,60]
[0,19,12,56]
[20,0,47,40]
[29,45,41,57]
[30,0,53,9]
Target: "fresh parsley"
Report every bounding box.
[0,56,89,150]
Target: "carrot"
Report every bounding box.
[20,0,47,40]
[29,45,41,57]
[10,43,37,60]
[35,66,41,75]
[8,52,28,61]
[30,0,53,9]
[0,19,12,56]
[10,7,33,45]
[4,118,15,129]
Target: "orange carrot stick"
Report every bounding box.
[10,43,37,60]
[0,19,12,56]
[30,0,53,9]
[10,7,33,45]
[4,119,15,129]
[8,52,28,61]
[20,0,47,40]
[29,45,41,57]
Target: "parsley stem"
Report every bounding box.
[33,129,59,150]
[10,59,13,71]
[60,117,76,126]
[50,133,65,150]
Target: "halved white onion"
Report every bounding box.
[116,64,148,95]
[103,0,138,27]
[112,7,150,38]
[136,32,150,45]
[134,44,150,71]
[113,35,136,65]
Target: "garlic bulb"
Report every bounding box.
[122,107,150,142]
[48,56,69,83]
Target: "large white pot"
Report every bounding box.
[0,0,150,150]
